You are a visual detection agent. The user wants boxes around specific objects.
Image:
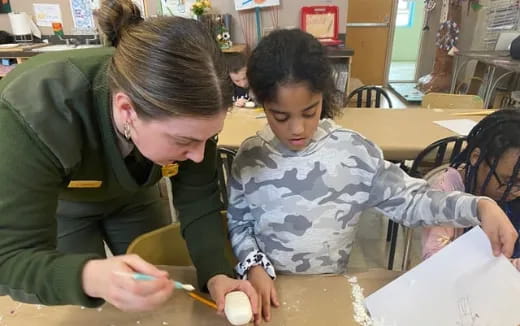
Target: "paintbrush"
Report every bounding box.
[114,271,195,291]
[186,291,218,310]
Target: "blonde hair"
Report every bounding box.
[97,0,231,119]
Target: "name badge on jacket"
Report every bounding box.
[67,180,103,188]
[162,163,179,178]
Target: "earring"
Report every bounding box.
[123,121,131,140]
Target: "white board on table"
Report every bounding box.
[365,227,520,326]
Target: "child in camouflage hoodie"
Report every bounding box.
[227,29,517,323]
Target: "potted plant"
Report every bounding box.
[191,0,211,20]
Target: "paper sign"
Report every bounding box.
[234,0,279,11]
[70,0,95,30]
[88,0,144,16]
[365,227,520,326]
[33,3,62,27]
[433,119,478,135]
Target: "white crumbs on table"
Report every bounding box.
[346,276,395,326]
[347,276,372,326]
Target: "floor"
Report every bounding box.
[389,61,417,82]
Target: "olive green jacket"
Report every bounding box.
[0,48,233,307]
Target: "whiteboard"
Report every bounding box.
[234,0,279,11]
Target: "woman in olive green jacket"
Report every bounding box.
[0,0,258,316]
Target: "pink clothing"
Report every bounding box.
[421,167,465,260]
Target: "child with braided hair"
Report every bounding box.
[423,109,520,269]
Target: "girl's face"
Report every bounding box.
[471,147,520,202]
[230,67,249,89]
[264,82,323,151]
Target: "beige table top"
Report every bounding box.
[219,108,485,161]
[0,266,400,326]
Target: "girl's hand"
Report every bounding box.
[511,258,520,271]
[247,266,280,324]
[82,254,173,312]
[207,274,259,321]
[235,98,247,107]
[477,199,518,257]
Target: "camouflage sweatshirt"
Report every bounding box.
[227,119,481,275]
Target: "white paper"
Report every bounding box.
[433,119,478,135]
[234,0,279,11]
[365,227,520,326]
[33,3,62,27]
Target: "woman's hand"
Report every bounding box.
[477,199,518,257]
[207,274,259,322]
[82,254,173,312]
[247,266,279,324]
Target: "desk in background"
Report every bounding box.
[219,108,483,161]
[0,266,400,326]
[450,50,520,108]
[0,43,44,77]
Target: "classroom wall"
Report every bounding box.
[415,1,479,80]
[390,0,424,62]
[0,0,346,43]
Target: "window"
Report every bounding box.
[396,0,415,27]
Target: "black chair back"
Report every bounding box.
[216,147,237,208]
[408,136,468,178]
[347,85,393,108]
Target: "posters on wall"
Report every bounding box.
[89,0,145,16]
[70,0,95,30]
[70,0,145,31]
[234,0,279,11]
[33,3,63,27]
[160,0,196,18]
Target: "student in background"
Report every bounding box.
[226,29,518,323]
[422,110,520,269]
[226,53,253,107]
[0,0,258,316]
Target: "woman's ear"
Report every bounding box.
[469,148,481,166]
[113,91,138,123]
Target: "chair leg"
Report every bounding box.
[386,220,394,241]
[387,222,399,270]
[401,228,414,271]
